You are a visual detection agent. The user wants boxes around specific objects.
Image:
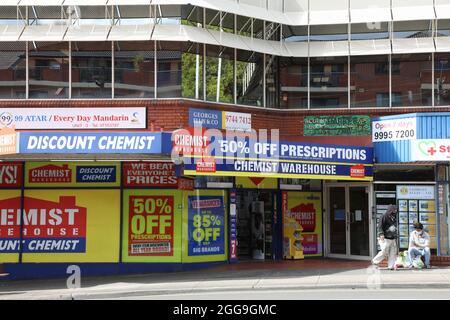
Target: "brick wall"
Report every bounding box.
[378,255,450,267]
[3,98,450,145]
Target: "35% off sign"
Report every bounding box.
[192,211,222,243]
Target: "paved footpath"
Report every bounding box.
[1,260,450,300]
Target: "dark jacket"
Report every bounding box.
[378,205,398,239]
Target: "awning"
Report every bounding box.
[107,0,151,4]
[208,29,251,52]
[0,24,24,42]
[239,36,283,57]
[309,0,349,25]
[65,24,111,41]
[63,0,108,5]
[181,24,220,46]
[309,41,349,57]
[391,0,435,21]
[151,24,220,46]
[435,0,450,19]
[435,37,450,52]
[350,0,391,23]
[196,0,288,26]
[392,38,435,54]
[151,24,185,42]
[284,41,308,57]
[18,0,64,5]
[20,24,67,42]
[283,0,308,25]
[350,39,391,56]
[108,24,153,41]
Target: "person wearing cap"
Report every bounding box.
[372,204,399,270]
[407,222,431,269]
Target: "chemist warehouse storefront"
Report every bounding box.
[0,130,234,279]
[0,130,374,279]
[178,131,376,262]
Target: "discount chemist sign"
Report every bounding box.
[18,132,168,154]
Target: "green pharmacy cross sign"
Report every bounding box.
[304,116,371,136]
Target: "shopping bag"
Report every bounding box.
[395,251,409,269]
[413,257,424,269]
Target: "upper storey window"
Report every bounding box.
[437,19,450,37]
[351,22,390,41]
[0,6,25,26]
[393,20,433,39]
[310,24,348,42]
[283,26,307,43]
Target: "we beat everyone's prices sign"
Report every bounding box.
[0,196,87,253]
[128,195,174,256]
[0,162,22,188]
[123,162,178,187]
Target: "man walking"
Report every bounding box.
[372,204,398,270]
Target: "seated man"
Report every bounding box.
[407,222,431,269]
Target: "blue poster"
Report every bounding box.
[76,166,116,183]
[189,108,222,129]
[335,209,346,221]
[188,196,225,256]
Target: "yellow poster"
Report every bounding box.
[235,177,277,189]
[0,190,21,263]
[122,189,182,263]
[282,191,322,257]
[419,200,435,212]
[423,224,436,237]
[420,212,436,224]
[21,189,120,263]
[25,162,120,188]
[430,237,437,249]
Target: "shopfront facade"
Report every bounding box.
[0,122,375,279]
[4,0,450,278]
[373,113,450,258]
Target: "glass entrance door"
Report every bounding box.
[329,187,346,254]
[349,186,370,256]
[328,184,371,258]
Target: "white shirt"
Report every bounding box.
[409,230,430,249]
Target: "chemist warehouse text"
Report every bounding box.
[200,141,372,176]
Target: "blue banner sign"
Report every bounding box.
[189,108,222,129]
[181,135,373,181]
[76,166,117,183]
[18,132,167,154]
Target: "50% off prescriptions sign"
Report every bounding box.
[188,196,225,256]
[128,196,174,256]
